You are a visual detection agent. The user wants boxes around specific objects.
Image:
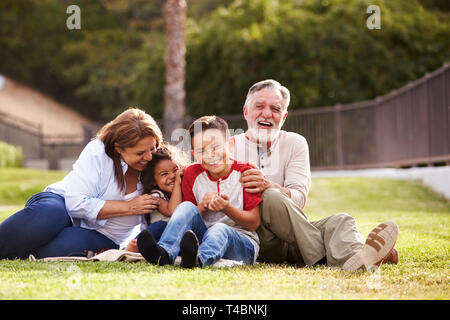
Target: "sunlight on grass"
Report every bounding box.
[0,169,448,299]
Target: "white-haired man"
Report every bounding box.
[231,79,399,271]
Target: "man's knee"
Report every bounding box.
[260,188,293,222]
[261,187,285,202]
[329,212,355,224]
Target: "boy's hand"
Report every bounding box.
[208,194,230,212]
[198,192,216,214]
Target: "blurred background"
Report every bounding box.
[0,0,449,179]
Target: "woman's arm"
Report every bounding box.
[96,194,160,220]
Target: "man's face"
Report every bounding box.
[243,88,288,143]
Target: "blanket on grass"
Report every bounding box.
[28,249,245,268]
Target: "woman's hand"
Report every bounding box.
[127,194,160,215]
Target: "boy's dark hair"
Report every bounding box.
[188,115,230,143]
[140,144,190,194]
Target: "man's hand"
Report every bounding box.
[240,168,273,193]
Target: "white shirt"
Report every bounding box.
[231,130,311,209]
[45,139,144,234]
[96,189,143,245]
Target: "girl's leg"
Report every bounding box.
[146,221,168,242]
[32,226,118,258]
[0,192,71,259]
[198,223,255,267]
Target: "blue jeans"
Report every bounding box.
[0,192,118,259]
[142,220,167,242]
[158,201,255,267]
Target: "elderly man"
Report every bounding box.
[231,79,399,271]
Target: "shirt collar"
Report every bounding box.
[120,158,129,175]
[244,130,281,153]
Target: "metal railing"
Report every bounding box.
[0,110,100,169]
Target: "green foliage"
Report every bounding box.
[0,0,449,121]
[0,142,24,168]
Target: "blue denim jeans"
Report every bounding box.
[0,192,118,259]
[158,201,255,267]
[141,220,167,242]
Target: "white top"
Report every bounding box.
[45,139,144,234]
[231,131,311,209]
[96,189,144,245]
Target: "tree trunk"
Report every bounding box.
[163,0,186,143]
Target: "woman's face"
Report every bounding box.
[116,136,157,172]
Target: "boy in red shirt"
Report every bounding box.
[137,116,262,268]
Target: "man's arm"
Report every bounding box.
[240,134,311,209]
[239,167,291,197]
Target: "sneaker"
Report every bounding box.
[343,221,399,271]
[179,230,200,268]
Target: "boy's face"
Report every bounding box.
[192,129,233,179]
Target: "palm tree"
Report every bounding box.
[163,0,187,142]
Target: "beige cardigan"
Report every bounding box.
[231,131,311,209]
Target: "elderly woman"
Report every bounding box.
[0,108,163,259]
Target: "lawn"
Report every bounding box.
[0,167,448,300]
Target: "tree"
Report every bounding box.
[163,0,187,143]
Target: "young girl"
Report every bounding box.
[125,144,190,252]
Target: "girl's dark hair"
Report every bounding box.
[140,143,190,195]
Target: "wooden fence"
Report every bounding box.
[221,63,450,170]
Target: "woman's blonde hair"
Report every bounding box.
[96,108,163,192]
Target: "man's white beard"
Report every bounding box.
[247,127,280,144]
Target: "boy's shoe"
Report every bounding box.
[137,230,171,266]
[343,221,399,271]
[179,230,200,268]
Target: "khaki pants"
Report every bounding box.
[256,188,365,267]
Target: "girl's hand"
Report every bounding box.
[175,167,184,185]
[127,194,160,215]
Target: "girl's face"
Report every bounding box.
[153,159,179,194]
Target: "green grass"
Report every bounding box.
[0,168,449,299]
